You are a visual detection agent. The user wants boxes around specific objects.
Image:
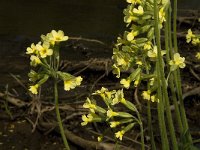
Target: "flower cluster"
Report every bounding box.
[81,87,140,141]
[112,0,169,79]
[26,30,82,94]
[186,29,200,60]
[112,0,186,102]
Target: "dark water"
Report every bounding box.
[0,0,198,42]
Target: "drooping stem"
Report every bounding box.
[54,80,70,150]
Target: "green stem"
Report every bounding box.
[162,7,178,150]
[167,6,183,135]
[172,0,193,144]
[137,112,145,150]
[145,64,156,150]
[147,101,156,150]
[54,80,70,150]
[153,0,169,149]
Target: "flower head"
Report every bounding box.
[186,29,195,43]
[49,30,69,43]
[112,64,121,78]
[159,7,166,24]
[115,130,125,140]
[196,52,200,59]
[26,43,37,55]
[120,78,131,89]
[36,42,53,58]
[107,109,119,118]
[127,0,141,4]
[112,89,126,105]
[127,31,139,41]
[169,53,185,71]
[64,76,82,91]
[83,98,96,113]
[29,84,39,94]
[110,121,120,128]
[30,55,41,66]
[81,114,93,126]
[142,90,151,100]
[133,5,144,16]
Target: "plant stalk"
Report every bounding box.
[54,80,70,150]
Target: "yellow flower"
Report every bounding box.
[26,43,37,55]
[112,89,126,105]
[112,64,121,78]
[107,109,119,118]
[49,30,69,43]
[169,53,185,69]
[81,114,93,126]
[147,46,166,59]
[75,76,83,86]
[93,87,112,100]
[186,29,195,43]
[83,98,96,113]
[115,130,125,140]
[110,121,120,128]
[142,90,151,100]
[29,84,39,94]
[120,78,131,89]
[196,52,200,59]
[144,41,152,50]
[127,31,139,41]
[159,7,166,23]
[30,55,41,66]
[126,0,141,4]
[133,5,144,16]
[64,76,82,91]
[192,38,200,46]
[150,95,156,102]
[97,136,103,142]
[36,42,53,58]
[136,60,143,66]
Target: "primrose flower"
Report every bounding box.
[147,46,166,59]
[93,87,112,100]
[97,136,103,142]
[36,42,53,58]
[196,52,200,59]
[112,64,121,78]
[120,78,131,89]
[159,7,166,23]
[29,84,39,94]
[144,41,152,50]
[49,30,69,43]
[127,0,141,4]
[83,98,96,113]
[112,89,126,105]
[30,55,41,66]
[169,53,185,70]
[81,114,93,126]
[107,109,119,118]
[133,5,144,16]
[26,43,37,55]
[192,38,200,46]
[110,121,120,128]
[127,31,139,41]
[142,90,151,100]
[64,76,83,91]
[115,130,125,141]
[186,29,195,43]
